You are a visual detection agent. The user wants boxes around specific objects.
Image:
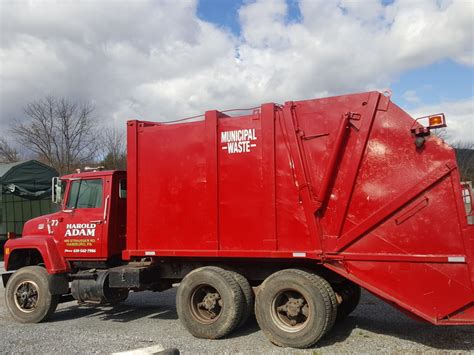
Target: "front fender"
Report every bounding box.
[4,235,69,274]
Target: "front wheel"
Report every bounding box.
[5,266,60,323]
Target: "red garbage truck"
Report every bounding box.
[2,91,473,348]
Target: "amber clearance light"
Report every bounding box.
[428,114,446,129]
[411,113,447,148]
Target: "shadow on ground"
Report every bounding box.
[316,293,473,352]
[50,289,473,351]
[52,289,179,323]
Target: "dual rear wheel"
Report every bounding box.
[255,269,337,348]
[176,266,254,339]
[177,267,360,348]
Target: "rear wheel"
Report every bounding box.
[255,269,337,349]
[5,266,60,323]
[334,280,361,322]
[229,271,254,329]
[176,266,243,339]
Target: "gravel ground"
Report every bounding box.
[0,262,472,354]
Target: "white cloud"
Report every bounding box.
[402,90,420,104]
[0,0,472,142]
[409,98,474,144]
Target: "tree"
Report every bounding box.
[11,96,100,174]
[0,138,19,163]
[432,128,449,141]
[101,128,127,170]
[453,142,474,182]
[432,130,474,182]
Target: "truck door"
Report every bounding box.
[55,178,108,259]
[106,176,126,257]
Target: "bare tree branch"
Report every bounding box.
[0,138,19,163]
[101,127,126,170]
[432,128,449,141]
[452,141,474,182]
[11,96,100,174]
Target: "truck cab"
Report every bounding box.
[4,170,126,273]
[54,170,126,262]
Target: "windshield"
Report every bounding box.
[66,179,103,209]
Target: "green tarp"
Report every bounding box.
[0,161,58,199]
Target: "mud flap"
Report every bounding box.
[1,272,13,288]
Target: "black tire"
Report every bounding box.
[334,280,361,322]
[5,266,60,323]
[229,271,254,329]
[320,275,337,336]
[176,266,243,339]
[255,269,337,349]
[295,268,337,335]
[108,290,129,305]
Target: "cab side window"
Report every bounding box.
[66,179,103,209]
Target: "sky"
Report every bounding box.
[0,0,473,143]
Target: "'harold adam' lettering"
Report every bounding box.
[221,128,257,154]
[65,223,96,237]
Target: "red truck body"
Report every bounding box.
[121,91,473,324]
[3,91,473,347]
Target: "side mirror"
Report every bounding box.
[52,177,62,204]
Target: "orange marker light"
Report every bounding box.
[427,114,446,129]
[414,113,446,131]
[5,247,10,255]
[429,115,443,126]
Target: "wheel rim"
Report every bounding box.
[13,280,40,313]
[189,285,223,324]
[270,289,310,332]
